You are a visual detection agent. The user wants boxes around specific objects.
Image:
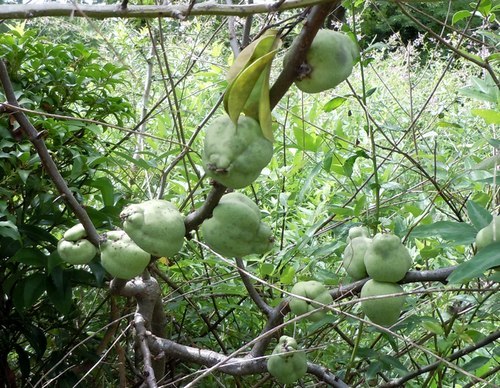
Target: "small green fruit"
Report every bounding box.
[360,279,406,327]
[364,233,412,282]
[201,192,273,257]
[267,336,307,385]
[121,199,185,257]
[347,226,370,242]
[289,280,333,322]
[284,30,359,94]
[63,223,87,242]
[202,115,273,189]
[100,230,151,280]
[343,236,371,280]
[475,216,500,251]
[57,238,97,265]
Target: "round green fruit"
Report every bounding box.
[289,280,333,322]
[121,199,185,257]
[63,223,87,242]
[364,233,412,282]
[202,115,273,189]
[57,238,97,265]
[200,192,274,257]
[360,279,406,327]
[284,29,359,94]
[343,236,371,280]
[267,336,307,385]
[475,216,500,251]
[100,230,151,280]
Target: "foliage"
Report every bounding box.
[0,2,499,387]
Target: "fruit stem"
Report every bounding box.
[345,321,364,383]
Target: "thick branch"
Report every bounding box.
[0,61,100,246]
[0,0,337,20]
[184,181,227,233]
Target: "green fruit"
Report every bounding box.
[267,336,307,385]
[360,279,406,327]
[284,30,359,94]
[57,238,97,265]
[202,115,273,189]
[347,226,370,242]
[343,236,371,280]
[289,280,333,322]
[121,199,185,257]
[63,223,88,242]
[100,230,151,280]
[475,216,500,251]
[200,192,274,257]
[364,233,412,282]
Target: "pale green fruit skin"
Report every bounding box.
[364,233,412,282]
[202,115,273,189]
[121,199,185,257]
[57,238,97,265]
[100,230,151,280]
[361,279,405,327]
[63,223,87,242]
[201,192,273,257]
[343,236,371,280]
[267,336,307,385]
[285,30,359,94]
[347,226,370,242]
[289,280,333,322]
[475,216,500,251]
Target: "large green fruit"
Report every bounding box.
[284,29,359,94]
[121,199,185,257]
[475,216,500,251]
[57,238,97,265]
[202,115,273,189]
[360,279,406,327]
[343,236,371,280]
[267,336,307,385]
[364,233,412,282]
[289,280,333,322]
[201,192,273,257]
[100,230,151,280]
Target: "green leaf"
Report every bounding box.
[380,355,408,372]
[410,221,477,245]
[0,220,20,241]
[324,97,347,112]
[90,176,115,207]
[487,138,500,148]
[452,10,472,25]
[466,200,493,230]
[473,154,500,170]
[12,248,47,267]
[447,242,500,283]
[46,270,73,315]
[462,356,490,372]
[280,266,295,285]
[471,108,500,125]
[421,317,445,335]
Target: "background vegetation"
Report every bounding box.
[0,0,498,387]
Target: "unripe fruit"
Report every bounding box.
[284,30,359,94]
[347,225,370,242]
[121,199,185,257]
[360,279,406,327]
[202,115,273,189]
[201,192,273,257]
[343,236,371,280]
[267,336,307,385]
[63,223,87,242]
[289,280,333,322]
[475,216,500,251]
[57,238,97,265]
[364,233,412,282]
[100,230,150,280]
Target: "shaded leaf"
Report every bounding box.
[447,242,500,283]
[410,221,477,245]
[466,200,493,230]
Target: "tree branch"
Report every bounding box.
[236,258,272,316]
[0,0,339,20]
[184,181,228,233]
[0,60,100,246]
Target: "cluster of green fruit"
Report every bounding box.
[57,200,185,279]
[342,226,412,327]
[57,193,274,278]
